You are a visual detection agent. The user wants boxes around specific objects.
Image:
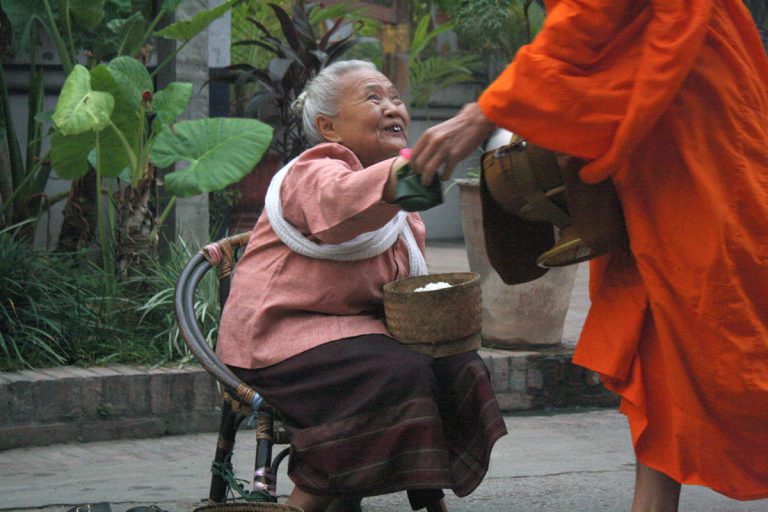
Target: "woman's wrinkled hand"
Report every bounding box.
[410,103,496,185]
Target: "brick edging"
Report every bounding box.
[0,365,221,451]
[479,347,618,411]
[0,349,617,451]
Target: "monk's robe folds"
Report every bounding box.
[479,0,768,500]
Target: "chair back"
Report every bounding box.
[174,232,262,409]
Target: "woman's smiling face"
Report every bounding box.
[317,68,409,167]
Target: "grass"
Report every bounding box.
[0,224,220,372]
[134,239,221,365]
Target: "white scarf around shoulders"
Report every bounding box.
[264,157,428,276]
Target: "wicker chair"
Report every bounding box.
[175,232,444,512]
[175,232,293,507]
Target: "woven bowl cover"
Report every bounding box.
[193,503,303,512]
[383,272,482,345]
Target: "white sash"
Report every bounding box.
[265,158,427,276]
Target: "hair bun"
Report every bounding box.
[291,91,308,116]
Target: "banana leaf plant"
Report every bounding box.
[49,56,272,279]
[0,0,189,238]
[213,2,377,163]
[40,0,275,282]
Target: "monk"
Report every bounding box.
[410,0,768,510]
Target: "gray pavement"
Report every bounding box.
[2,242,766,512]
[2,409,766,512]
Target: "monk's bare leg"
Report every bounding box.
[286,486,334,512]
[631,461,681,512]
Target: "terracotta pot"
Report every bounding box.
[228,151,283,234]
[457,179,578,348]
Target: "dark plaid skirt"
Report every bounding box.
[231,334,507,508]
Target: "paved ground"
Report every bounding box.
[2,409,766,512]
[3,242,765,512]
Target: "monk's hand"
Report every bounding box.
[411,103,496,185]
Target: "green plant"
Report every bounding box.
[135,238,220,363]
[215,2,378,163]
[41,0,274,285]
[49,60,273,283]
[0,220,221,371]
[230,0,289,72]
[0,221,142,370]
[0,4,53,235]
[430,0,545,83]
[97,402,114,418]
[1,0,272,277]
[407,14,480,110]
[0,222,72,369]
[0,0,188,236]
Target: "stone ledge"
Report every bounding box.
[0,348,617,451]
[479,347,618,411]
[0,365,223,451]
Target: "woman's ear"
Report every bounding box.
[316,115,342,143]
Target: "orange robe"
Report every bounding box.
[478,0,768,500]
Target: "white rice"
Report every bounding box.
[414,281,453,292]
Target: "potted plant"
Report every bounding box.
[212,1,378,232]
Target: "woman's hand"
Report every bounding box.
[410,103,496,184]
[383,156,409,203]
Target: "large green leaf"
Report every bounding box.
[152,118,273,197]
[155,0,234,41]
[70,0,106,30]
[52,65,115,136]
[107,56,153,110]
[51,129,93,179]
[107,11,146,56]
[51,63,142,179]
[0,0,49,55]
[152,82,192,126]
[90,63,140,176]
[51,118,135,179]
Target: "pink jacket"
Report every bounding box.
[216,143,426,369]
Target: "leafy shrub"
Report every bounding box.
[134,239,221,365]
[0,224,216,371]
[0,222,144,370]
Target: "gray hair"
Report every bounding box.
[292,60,378,146]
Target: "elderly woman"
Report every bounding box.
[216,60,507,512]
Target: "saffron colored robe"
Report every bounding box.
[478,0,768,499]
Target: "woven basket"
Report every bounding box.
[193,503,303,512]
[383,272,482,357]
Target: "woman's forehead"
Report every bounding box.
[341,69,395,92]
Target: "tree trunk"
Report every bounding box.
[56,171,98,252]
[114,165,157,281]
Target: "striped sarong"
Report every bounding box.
[232,334,507,509]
